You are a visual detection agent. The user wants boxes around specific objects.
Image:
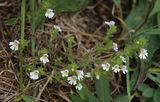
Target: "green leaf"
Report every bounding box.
[113,0,121,8]
[95,75,110,102]
[77,84,97,101]
[150,0,160,17]
[114,94,129,102]
[70,95,84,102]
[153,89,160,102]
[5,17,18,26]
[142,88,155,98]
[53,0,90,12]
[138,83,150,92]
[125,0,149,29]
[21,95,35,102]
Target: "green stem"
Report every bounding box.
[126,56,131,101]
[19,0,26,93]
[30,0,36,56]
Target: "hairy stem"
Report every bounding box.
[19,0,26,93]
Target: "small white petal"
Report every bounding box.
[76,83,83,90]
[60,70,69,77]
[105,20,115,27]
[96,75,100,80]
[9,40,19,51]
[45,9,55,19]
[85,72,93,80]
[54,25,62,32]
[29,70,39,80]
[40,54,49,64]
[112,65,120,73]
[139,48,148,60]
[76,70,84,80]
[67,76,77,85]
[101,63,110,71]
[113,42,118,52]
[121,65,127,74]
[120,56,126,63]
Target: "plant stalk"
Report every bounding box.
[126,56,131,101]
[19,0,26,93]
[30,0,36,56]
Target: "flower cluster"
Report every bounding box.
[61,69,85,90]
[9,40,50,80]
[101,56,127,74]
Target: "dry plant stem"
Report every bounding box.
[36,70,55,101]
[19,0,26,93]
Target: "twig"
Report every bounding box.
[36,70,55,101]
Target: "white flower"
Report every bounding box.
[139,48,148,60]
[9,40,19,51]
[105,20,115,27]
[40,54,49,64]
[75,83,83,90]
[85,72,93,80]
[67,76,77,85]
[112,65,120,73]
[45,9,55,19]
[96,75,100,80]
[85,72,91,78]
[101,63,110,71]
[76,70,84,80]
[121,65,127,74]
[113,42,118,52]
[54,25,62,32]
[29,70,39,80]
[120,56,126,63]
[60,69,69,77]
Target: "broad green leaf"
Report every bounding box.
[138,83,150,92]
[114,94,129,102]
[21,95,35,102]
[150,0,160,17]
[153,89,160,102]
[70,95,84,102]
[125,0,149,29]
[77,84,96,100]
[142,88,155,98]
[95,75,110,102]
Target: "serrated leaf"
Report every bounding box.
[142,88,154,98]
